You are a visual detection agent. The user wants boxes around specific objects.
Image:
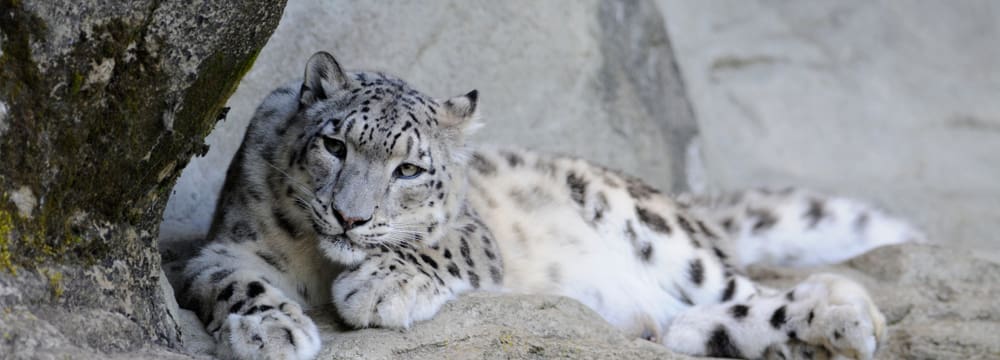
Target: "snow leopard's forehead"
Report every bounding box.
[301,71,450,162]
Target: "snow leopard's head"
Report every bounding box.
[288,51,479,264]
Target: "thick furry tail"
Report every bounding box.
[678,188,925,268]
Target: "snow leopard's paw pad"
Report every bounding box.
[794,273,887,360]
[333,259,442,329]
[214,301,321,360]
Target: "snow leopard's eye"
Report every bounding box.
[323,137,346,159]
[394,163,425,179]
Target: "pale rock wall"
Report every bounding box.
[160,0,698,245]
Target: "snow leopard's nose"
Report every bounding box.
[332,209,371,231]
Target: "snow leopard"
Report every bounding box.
[171,51,923,359]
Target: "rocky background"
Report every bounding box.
[2,0,998,359]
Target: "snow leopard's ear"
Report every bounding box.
[300,51,350,107]
[439,90,480,133]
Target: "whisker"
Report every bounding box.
[387,228,422,234]
[263,161,314,196]
[389,223,430,230]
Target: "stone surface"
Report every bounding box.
[316,294,683,360]
[658,0,1000,261]
[0,0,285,358]
[159,0,698,244]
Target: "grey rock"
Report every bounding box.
[0,0,285,358]
[160,0,698,244]
[314,293,686,360]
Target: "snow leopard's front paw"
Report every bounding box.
[794,273,887,360]
[332,256,448,329]
[214,301,321,360]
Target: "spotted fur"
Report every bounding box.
[171,51,914,359]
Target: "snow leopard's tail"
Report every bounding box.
[678,188,925,269]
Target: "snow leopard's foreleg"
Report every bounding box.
[331,214,504,329]
[179,241,321,360]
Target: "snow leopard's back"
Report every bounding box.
[466,146,918,339]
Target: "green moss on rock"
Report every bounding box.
[0,206,15,274]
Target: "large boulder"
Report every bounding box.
[316,294,683,359]
[0,0,285,358]
[160,0,699,244]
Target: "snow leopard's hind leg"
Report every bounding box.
[659,190,892,359]
[663,273,886,360]
[680,188,925,269]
